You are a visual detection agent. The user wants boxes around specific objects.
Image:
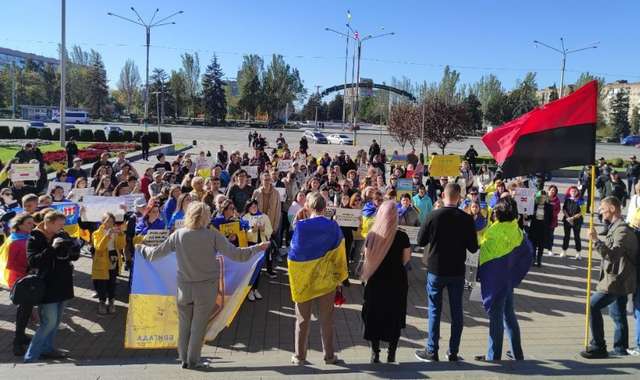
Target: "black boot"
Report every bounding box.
[370,340,380,363]
[388,339,398,363]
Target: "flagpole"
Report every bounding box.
[583,164,597,349]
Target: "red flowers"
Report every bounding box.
[42,143,142,165]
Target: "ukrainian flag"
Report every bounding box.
[361,201,377,239]
[0,232,30,288]
[478,220,534,312]
[125,248,265,349]
[288,217,348,303]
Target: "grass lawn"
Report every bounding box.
[0,142,91,164]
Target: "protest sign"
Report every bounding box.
[81,195,126,222]
[390,154,407,167]
[47,181,73,196]
[173,219,184,230]
[241,166,259,178]
[428,155,461,177]
[333,207,362,228]
[276,187,287,202]
[67,187,94,203]
[324,206,337,219]
[143,230,170,247]
[218,221,248,247]
[51,202,80,225]
[398,226,420,244]
[514,188,536,215]
[396,178,414,200]
[10,163,39,181]
[277,159,292,173]
[120,194,146,212]
[357,165,368,179]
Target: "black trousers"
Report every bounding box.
[534,240,544,266]
[562,220,582,252]
[142,147,150,160]
[370,337,399,353]
[94,269,118,302]
[14,303,33,344]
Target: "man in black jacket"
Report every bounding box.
[141,133,150,161]
[627,156,640,196]
[415,183,478,362]
[65,139,79,169]
[368,139,381,160]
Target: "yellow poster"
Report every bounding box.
[125,294,179,349]
[218,221,248,247]
[428,155,461,177]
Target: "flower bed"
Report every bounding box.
[43,142,142,173]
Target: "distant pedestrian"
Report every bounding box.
[65,138,78,169]
[561,186,584,259]
[141,133,150,161]
[464,145,479,172]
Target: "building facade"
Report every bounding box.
[0,47,59,69]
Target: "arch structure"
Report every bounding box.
[320,83,416,101]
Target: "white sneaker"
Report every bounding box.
[627,347,640,356]
[247,290,256,302]
[560,250,566,258]
[546,249,554,256]
[253,289,263,300]
[575,252,582,261]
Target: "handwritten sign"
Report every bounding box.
[390,154,407,167]
[398,226,420,245]
[81,195,126,222]
[241,166,259,178]
[120,194,147,212]
[277,159,292,173]
[332,207,362,228]
[10,163,39,181]
[275,187,287,202]
[173,219,185,230]
[396,178,414,201]
[143,229,170,247]
[514,188,536,215]
[428,155,461,177]
[47,181,73,196]
[67,187,94,203]
[357,165,368,179]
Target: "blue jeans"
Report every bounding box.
[426,273,464,355]
[634,288,640,348]
[589,292,628,353]
[24,302,65,362]
[487,288,523,360]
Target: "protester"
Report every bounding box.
[226,170,253,212]
[25,211,81,362]
[561,186,585,259]
[92,213,125,314]
[581,197,638,359]
[360,200,411,363]
[415,183,478,362]
[242,199,272,301]
[476,199,533,361]
[528,191,553,267]
[398,193,420,227]
[253,172,281,277]
[547,185,561,255]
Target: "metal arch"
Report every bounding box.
[320,82,416,101]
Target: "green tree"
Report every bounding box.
[117,59,141,115]
[201,55,227,124]
[575,72,606,129]
[423,96,472,154]
[462,93,482,130]
[181,52,201,118]
[389,102,420,151]
[302,93,323,121]
[42,63,59,106]
[327,94,343,121]
[472,74,503,124]
[508,72,539,118]
[630,106,640,135]
[438,65,461,104]
[548,85,559,102]
[237,54,264,119]
[358,96,378,123]
[169,70,187,118]
[261,55,305,122]
[149,68,169,123]
[86,51,109,118]
[610,89,630,139]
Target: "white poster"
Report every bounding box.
[514,188,536,215]
[333,208,362,228]
[143,229,170,247]
[277,160,293,173]
[241,166,259,178]
[47,181,73,196]
[120,194,147,212]
[81,195,127,222]
[10,163,39,181]
[398,226,420,245]
[275,187,287,202]
[67,187,94,203]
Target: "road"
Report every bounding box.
[5,120,638,161]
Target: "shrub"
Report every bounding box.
[147,132,159,144]
[38,128,53,140]
[0,126,11,139]
[10,126,25,139]
[79,129,94,142]
[52,128,60,140]
[133,131,144,142]
[160,132,173,144]
[108,130,123,142]
[609,158,624,168]
[123,130,133,142]
[94,129,107,142]
[26,127,40,139]
[66,128,80,141]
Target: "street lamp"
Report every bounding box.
[533,38,599,97]
[108,7,183,134]
[325,26,394,145]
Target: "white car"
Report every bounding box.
[327,133,353,145]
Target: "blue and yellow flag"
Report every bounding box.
[125,248,264,349]
[478,220,534,312]
[288,217,348,303]
[0,232,30,288]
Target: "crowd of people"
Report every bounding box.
[0,135,639,367]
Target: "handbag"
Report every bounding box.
[10,274,46,305]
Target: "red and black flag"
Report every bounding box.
[482,80,598,178]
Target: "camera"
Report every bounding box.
[53,231,83,261]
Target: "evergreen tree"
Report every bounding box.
[462,93,483,130]
[548,85,559,102]
[610,89,630,139]
[630,106,640,135]
[150,68,169,123]
[327,94,344,121]
[201,55,227,124]
[87,51,109,118]
[237,54,264,119]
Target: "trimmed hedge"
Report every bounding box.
[94,129,107,142]
[0,126,11,139]
[160,132,172,144]
[108,130,123,142]
[123,130,133,142]
[38,128,53,140]
[11,126,25,139]
[66,128,80,141]
[26,127,40,139]
[147,132,159,144]
[133,131,144,142]
[79,129,94,142]
[52,128,60,140]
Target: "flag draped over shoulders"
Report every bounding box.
[288,217,348,303]
[478,220,534,312]
[0,232,30,288]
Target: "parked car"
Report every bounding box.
[621,135,640,146]
[29,121,46,128]
[327,133,354,145]
[104,125,124,135]
[303,130,328,144]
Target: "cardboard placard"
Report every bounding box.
[428,155,461,177]
[390,154,407,167]
[277,159,293,173]
[47,181,73,196]
[120,194,147,212]
[81,195,126,222]
[398,225,420,245]
[332,207,362,228]
[241,166,259,178]
[396,178,414,201]
[10,163,39,181]
[143,229,170,247]
[514,188,536,215]
[67,187,94,203]
[275,187,287,202]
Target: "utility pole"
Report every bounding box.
[108,7,183,134]
[533,38,599,97]
[342,10,351,131]
[11,62,16,119]
[60,0,66,146]
[314,85,321,127]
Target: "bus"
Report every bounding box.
[51,110,90,124]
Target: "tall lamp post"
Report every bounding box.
[108,7,183,134]
[60,0,66,146]
[533,38,598,97]
[325,26,394,145]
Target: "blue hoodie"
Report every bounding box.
[412,193,433,225]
